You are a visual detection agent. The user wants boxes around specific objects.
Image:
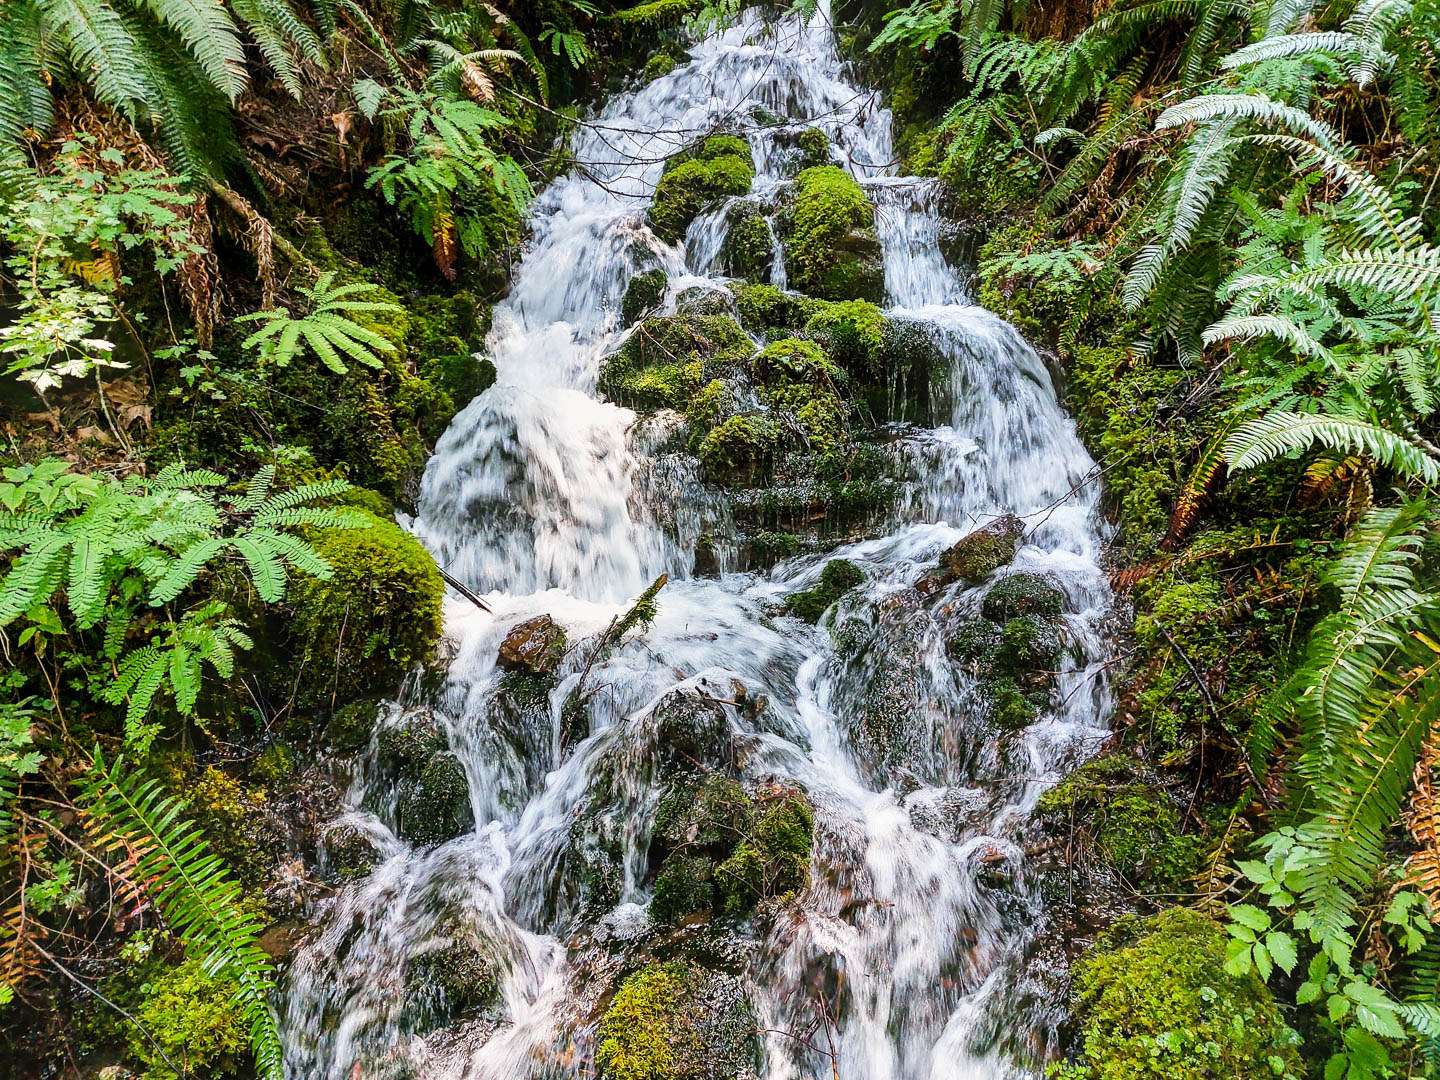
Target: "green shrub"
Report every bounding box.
[1061,909,1301,1080]
[289,510,444,707]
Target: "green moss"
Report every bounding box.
[1061,909,1300,1080]
[1037,756,1203,888]
[322,820,383,880]
[187,767,268,886]
[727,281,814,333]
[720,201,774,283]
[250,742,295,788]
[596,962,756,1080]
[605,0,706,26]
[651,854,716,922]
[648,139,755,244]
[796,126,831,168]
[405,941,498,1026]
[783,165,883,302]
[600,313,753,411]
[784,559,866,622]
[642,51,678,83]
[992,616,1063,676]
[396,751,473,846]
[623,268,669,324]
[327,697,383,752]
[129,958,249,1080]
[698,413,782,481]
[289,510,445,707]
[982,573,1065,621]
[750,338,848,453]
[804,299,884,379]
[943,515,1026,582]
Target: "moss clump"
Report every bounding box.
[719,200,773,283]
[728,281,813,333]
[129,958,249,1080]
[642,50,678,83]
[805,299,885,379]
[697,413,782,482]
[648,775,813,923]
[322,821,383,880]
[404,941,498,1027]
[289,510,444,707]
[648,137,756,244]
[1059,908,1300,1080]
[396,751,473,846]
[796,126,831,168]
[992,616,1063,676]
[623,268,669,324]
[326,697,383,752]
[982,572,1065,620]
[596,962,757,1080]
[1037,756,1203,888]
[784,558,866,623]
[750,337,847,454]
[600,313,753,411]
[783,165,883,302]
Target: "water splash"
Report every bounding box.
[282,6,1113,1079]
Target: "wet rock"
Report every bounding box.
[375,710,445,775]
[326,697,383,753]
[497,614,567,676]
[321,820,385,880]
[403,939,499,1035]
[651,689,733,765]
[675,284,734,317]
[993,616,1064,677]
[622,268,667,324]
[981,572,1065,621]
[396,752,474,846]
[782,165,884,302]
[943,514,1027,583]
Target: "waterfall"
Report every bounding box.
[280,7,1114,1079]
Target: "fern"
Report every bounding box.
[237,271,403,374]
[1224,411,1440,483]
[80,751,282,1079]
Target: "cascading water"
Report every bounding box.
[280,7,1114,1079]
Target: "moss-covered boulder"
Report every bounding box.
[981,572,1065,620]
[728,281,813,333]
[648,136,756,244]
[796,126,831,169]
[719,199,773,283]
[1037,756,1203,889]
[783,165,883,302]
[596,962,757,1080]
[920,515,1027,595]
[396,750,473,846]
[325,697,384,753]
[289,511,444,706]
[1059,908,1300,1080]
[622,268,668,324]
[321,820,385,880]
[784,559,866,622]
[748,337,847,453]
[402,938,499,1035]
[599,313,753,412]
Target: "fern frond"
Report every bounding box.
[1155,92,1343,150]
[80,752,282,1080]
[131,0,248,99]
[1225,411,1440,482]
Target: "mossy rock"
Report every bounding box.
[322,820,385,880]
[648,137,756,244]
[651,854,716,923]
[599,313,753,412]
[496,614,567,676]
[716,792,812,914]
[623,268,669,324]
[796,126,831,168]
[596,962,757,1080]
[642,50,678,83]
[982,572,1065,621]
[749,338,848,454]
[1061,908,1300,1080]
[992,616,1063,676]
[375,711,445,775]
[719,200,773,283]
[697,413,783,483]
[727,281,814,333]
[942,514,1027,583]
[804,299,884,379]
[652,690,733,765]
[288,511,444,707]
[326,697,384,752]
[784,559,866,623]
[783,165,883,302]
[395,751,473,846]
[1037,756,1203,889]
[404,940,498,1028]
[675,285,733,317]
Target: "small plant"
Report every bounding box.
[238,272,403,374]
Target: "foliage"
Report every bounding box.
[0,141,201,393]
[238,271,404,375]
[128,956,250,1079]
[80,751,283,1079]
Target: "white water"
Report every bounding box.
[280,7,1113,1079]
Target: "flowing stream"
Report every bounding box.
[280,7,1114,1078]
